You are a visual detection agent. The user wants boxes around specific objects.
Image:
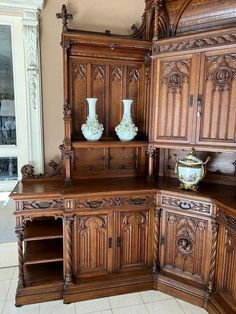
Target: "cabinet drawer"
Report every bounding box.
[160,195,212,215]
[21,199,64,211]
[71,195,154,210]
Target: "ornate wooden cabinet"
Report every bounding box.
[10,1,236,313]
[152,36,236,149]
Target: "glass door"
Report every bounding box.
[0,24,18,183]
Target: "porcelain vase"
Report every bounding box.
[81,98,104,141]
[115,99,138,141]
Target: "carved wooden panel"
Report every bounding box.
[91,64,106,130]
[161,195,212,214]
[127,66,141,126]
[117,209,151,271]
[22,200,64,211]
[109,66,124,136]
[73,213,112,277]
[161,211,210,284]
[153,55,197,144]
[197,52,236,146]
[73,147,105,171]
[108,147,138,170]
[71,62,87,138]
[75,195,154,209]
[69,56,146,140]
[217,224,236,302]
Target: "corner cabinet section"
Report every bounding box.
[159,208,212,286]
[152,54,199,144]
[152,48,236,148]
[215,215,236,310]
[196,49,236,147]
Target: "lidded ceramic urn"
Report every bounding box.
[173,148,211,191]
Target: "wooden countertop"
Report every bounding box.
[10,177,236,212]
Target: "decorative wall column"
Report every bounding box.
[0,0,44,174]
[22,6,44,173]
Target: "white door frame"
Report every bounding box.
[0,0,44,189]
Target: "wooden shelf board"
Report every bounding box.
[72,140,148,148]
[24,262,63,287]
[24,219,63,241]
[24,239,63,265]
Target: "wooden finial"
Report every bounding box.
[56,4,73,32]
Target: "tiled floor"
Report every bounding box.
[0,192,18,268]
[0,266,208,314]
[0,192,16,244]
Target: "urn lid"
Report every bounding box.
[178,148,203,166]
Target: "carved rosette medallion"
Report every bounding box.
[206,55,236,91]
[176,236,193,254]
[161,60,190,93]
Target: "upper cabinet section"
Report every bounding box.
[143,0,236,40]
[61,32,151,142]
[166,0,236,37]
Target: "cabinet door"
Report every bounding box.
[116,208,153,272]
[160,209,211,284]
[216,223,236,306]
[73,211,113,278]
[196,49,236,147]
[152,54,199,144]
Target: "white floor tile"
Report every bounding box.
[0,280,11,301]
[0,242,17,268]
[112,304,148,314]
[177,299,208,313]
[145,299,184,314]
[140,290,173,303]
[88,311,112,314]
[2,300,40,314]
[75,297,111,314]
[0,300,5,313]
[0,267,14,281]
[39,300,75,314]
[109,292,143,309]
[6,279,18,300]
[12,267,18,280]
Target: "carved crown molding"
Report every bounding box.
[153,32,236,54]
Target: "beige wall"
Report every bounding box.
[40,0,144,168]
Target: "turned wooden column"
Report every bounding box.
[153,0,164,40]
[147,145,156,180]
[15,226,25,288]
[208,221,219,293]
[64,216,74,287]
[153,207,161,274]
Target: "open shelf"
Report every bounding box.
[72,140,148,148]
[24,219,63,241]
[24,262,63,287]
[24,239,63,265]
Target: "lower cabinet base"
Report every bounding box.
[154,272,208,309]
[15,282,64,306]
[207,292,236,314]
[63,272,153,303]
[15,275,235,314]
